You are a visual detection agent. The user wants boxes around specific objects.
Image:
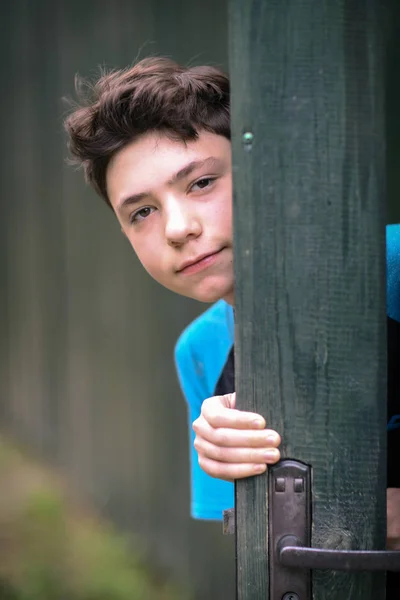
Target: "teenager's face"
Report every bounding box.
[107,131,234,304]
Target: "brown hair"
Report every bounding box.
[64,57,230,206]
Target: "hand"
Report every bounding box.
[387,488,400,550]
[192,392,281,481]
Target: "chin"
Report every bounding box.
[191,292,223,304]
[188,281,234,304]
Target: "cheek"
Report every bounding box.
[127,234,166,279]
[213,189,233,234]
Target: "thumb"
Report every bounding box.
[201,392,266,429]
[220,391,236,409]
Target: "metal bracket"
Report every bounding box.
[223,507,235,535]
[223,458,400,598]
[222,460,311,597]
[269,459,312,599]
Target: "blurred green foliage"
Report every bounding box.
[0,436,189,600]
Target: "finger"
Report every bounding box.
[193,419,281,448]
[221,392,236,409]
[194,437,281,464]
[198,455,267,481]
[387,537,400,551]
[201,395,266,430]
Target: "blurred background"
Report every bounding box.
[0,1,399,599]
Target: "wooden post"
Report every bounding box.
[229,1,387,598]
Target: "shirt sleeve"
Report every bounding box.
[387,224,400,322]
[386,224,400,488]
[174,302,235,520]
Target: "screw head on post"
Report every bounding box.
[242,131,254,151]
[282,593,300,600]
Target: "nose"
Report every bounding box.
[164,196,202,246]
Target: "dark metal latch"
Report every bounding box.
[223,459,400,599]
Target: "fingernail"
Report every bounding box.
[253,418,265,428]
[266,434,278,444]
[264,449,278,460]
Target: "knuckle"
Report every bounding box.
[201,397,221,424]
[193,436,201,452]
[192,418,199,432]
[198,454,209,472]
[192,416,206,434]
[201,396,214,414]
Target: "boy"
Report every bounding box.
[64,57,399,583]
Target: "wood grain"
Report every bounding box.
[229,1,388,598]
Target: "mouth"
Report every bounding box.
[176,248,225,275]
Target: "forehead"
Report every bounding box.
[106,131,231,208]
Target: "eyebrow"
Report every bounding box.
[116,156,222,212]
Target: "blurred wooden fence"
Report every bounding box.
[0,1,234,598]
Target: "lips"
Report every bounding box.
[176,249,224,274]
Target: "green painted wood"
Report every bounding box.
[229,1,387,598]
[387,1,400,224]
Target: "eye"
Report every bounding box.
[190,177,216,192]
[130,206,155,224]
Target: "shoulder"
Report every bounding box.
[387,224,400,323]
[175,300,233,363]
[174,300,234,402]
